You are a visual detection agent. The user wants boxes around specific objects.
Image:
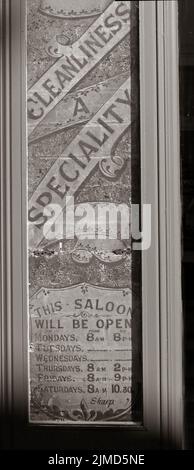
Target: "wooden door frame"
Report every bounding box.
[0,0,183,449]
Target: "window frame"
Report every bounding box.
[0,0,183,449]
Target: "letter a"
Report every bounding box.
[73,97,90,116]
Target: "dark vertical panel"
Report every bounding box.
[179,0,194,449]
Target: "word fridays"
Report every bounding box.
[28,1,130,134]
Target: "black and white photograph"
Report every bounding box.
[0,0,193,463]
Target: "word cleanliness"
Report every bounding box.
[28,1,130,133]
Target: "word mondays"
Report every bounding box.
[28,1,130,134]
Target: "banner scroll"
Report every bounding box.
[39,0,112,18]
[28,1,131,135]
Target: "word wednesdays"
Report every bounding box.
[28,1,130,134]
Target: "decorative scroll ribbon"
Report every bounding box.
[28,78,131,249]
[39,0,113,19]
[28,1,131,136]
[31,392,136,422]
[30,201,131,265]
[29,73,128,144]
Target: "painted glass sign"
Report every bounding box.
[28,0,142,424]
